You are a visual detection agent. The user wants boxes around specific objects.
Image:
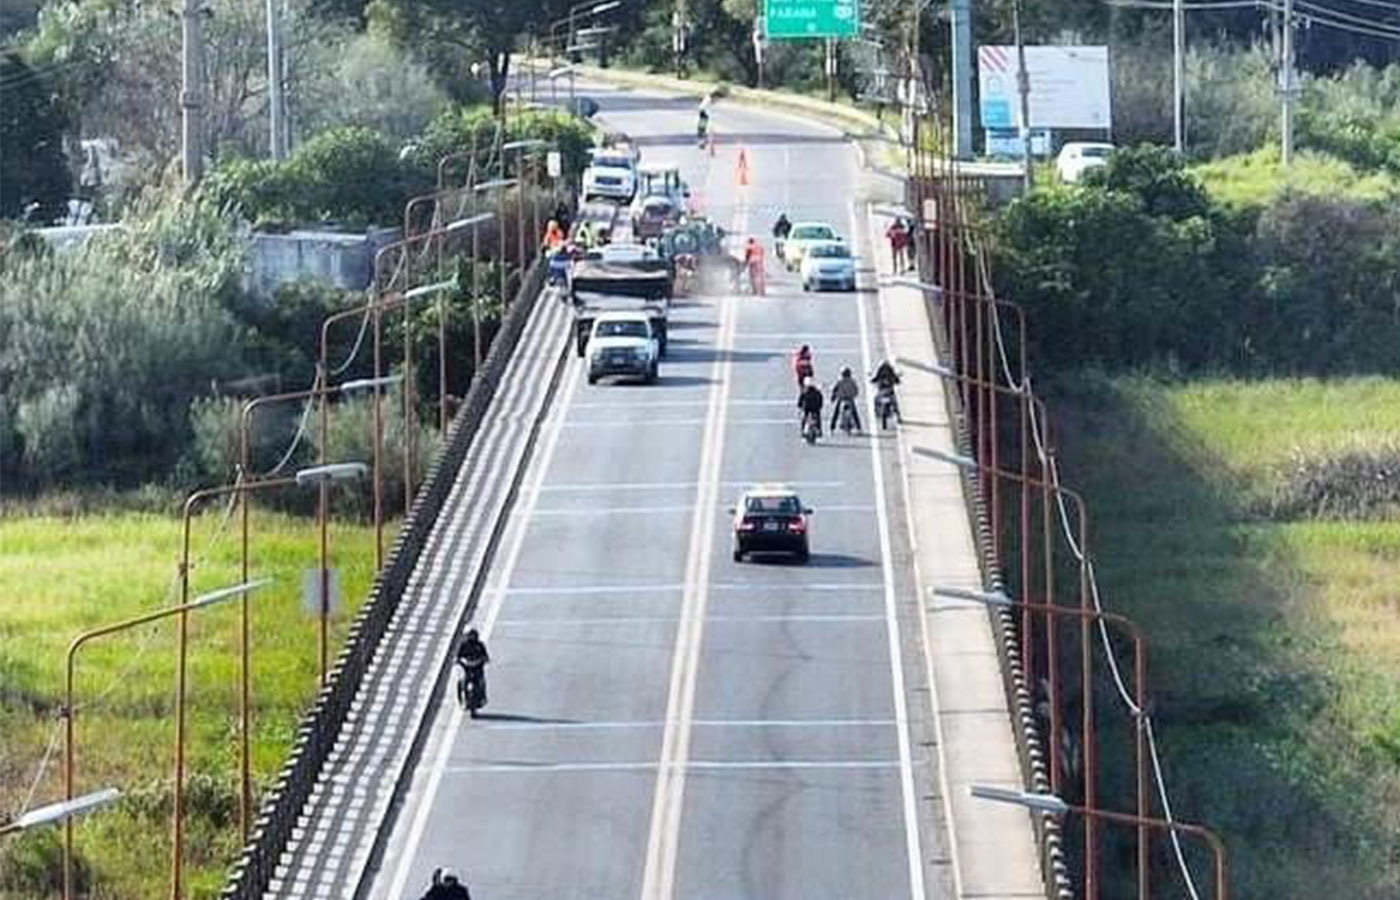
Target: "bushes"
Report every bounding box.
[206,126,432,229]
[0,199,247,489]
[994,145,1400,376]
[414,106,596,186]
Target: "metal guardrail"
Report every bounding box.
[219,257,549,900]
[908,178,1073,900]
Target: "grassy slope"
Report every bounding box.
[1048,374,1400,900]
[0,512,378,900]
[1191,147,1400,208]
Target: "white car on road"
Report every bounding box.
[1055,142,1115,184]
[582,149,639,202]
[800,241,856,292]
[782,222,841,271]
[586,311,660,385]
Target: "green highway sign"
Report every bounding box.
[764,0,860,39]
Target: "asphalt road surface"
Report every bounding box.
[366,81,952,900]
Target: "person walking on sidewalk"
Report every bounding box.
[885,218,910,273]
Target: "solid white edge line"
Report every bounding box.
[381,333,584,900]
[869,204,968,900]
[852,199,928,900]
[445,759,906,774]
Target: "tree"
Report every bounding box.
[0,52,71,222]
[369,0,567,112]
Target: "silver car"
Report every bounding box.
[800,241,856,292]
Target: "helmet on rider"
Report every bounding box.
[466,628,479,641]
[439,869,461,886]
[841,366,853,378]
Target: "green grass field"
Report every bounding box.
[1047,374,1400,900]
[0,510,381,899]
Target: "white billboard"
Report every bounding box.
[978,45,1111,130]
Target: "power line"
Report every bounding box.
[1297,0,1400,29]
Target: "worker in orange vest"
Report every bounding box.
[743,237,766,296]
[543,219,565,253]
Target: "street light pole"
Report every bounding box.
[940,588,1153,900]
[62,579,269,900]
[3,789,120,837]
[971,785,1230,900]
[914,443,1091,815]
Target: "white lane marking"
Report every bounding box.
[493,613,886,625]
[570,399,795,409]
[491,583,685,596]
[532,480,847,492]
[486,581,885,596]
[446,759,905,774]
[710,581,885,592]
[382,339,584,900]
[851,200,928,900]
[873,205,968,898]
[556,417,794,428]
[731,331,859,338]
[476,718,898,731]
[640,210,742,900]
[529,504,876,516]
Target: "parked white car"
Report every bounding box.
[799,241,856,292]
[1055,142,1115,184]
[586,312,660,385]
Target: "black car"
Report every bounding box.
[731,486,811,563]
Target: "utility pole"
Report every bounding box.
[1173,0,1185,153]
[950,0,973,158]
[825,37,836,101]
[1281,0,1296,166]
[181,0,204,186]
[266,0,286,160]
[673,1,687,78]
[1012,0,1032,191]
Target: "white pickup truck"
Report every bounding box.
[586,312,660,385]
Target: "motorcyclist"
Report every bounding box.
[420,867,472,900]
[792,344,814,390]
[455,628,490,717]
[772,213,792,256]
[797,377,824,438]
[829,366,863,433]
[697,94,712,140]
[871,359,902,424]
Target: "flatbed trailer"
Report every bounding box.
[570,260,671,358]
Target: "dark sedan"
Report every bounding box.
[731,486,811,562]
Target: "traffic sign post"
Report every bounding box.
[764,0,859,40]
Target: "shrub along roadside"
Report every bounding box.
[205,107,594,231]
[993,145,1400,377]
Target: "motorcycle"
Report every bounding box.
[801,410,821,445]
[455,661,486,718]
[875,387,898,430]
[836,398,858,436]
